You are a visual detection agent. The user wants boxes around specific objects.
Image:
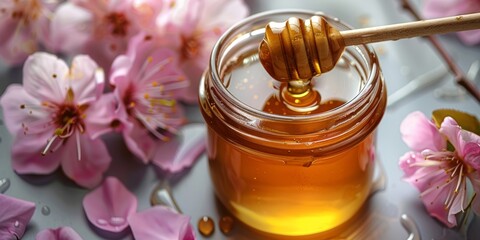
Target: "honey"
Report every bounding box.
[219,216,234,234]
[198,216,215,237]
[200,10,387,236]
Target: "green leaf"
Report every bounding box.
[432,109,480,135]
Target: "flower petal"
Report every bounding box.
[400,111,445,152]
[0,26,35,66]
[22,52,70,104]
[153,123,206,173]
[49,2,93,53]
[83,93,116,139]
[121,118,156,163]
[68,55,103,103]
[0,84,51,136]
[11,131,62,175]
[83,177,137,233]
[35,227,83,240]
[0,194,36,239]
[60,134,111,188]
[464,142,480,170]
[128,206,195,240]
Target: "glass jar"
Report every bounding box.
[199,10,387,236]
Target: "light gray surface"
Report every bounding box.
[1,0,480,239]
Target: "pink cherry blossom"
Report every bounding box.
[110,33,188,163]
[35,227,83,240]
[83,177,137,233]
[50,0,144,70]
[0,52,114,188]
[0,0,58,65]
[141,0,249,103]
[0,194,36,240]
[399,111,480,227]
[128,205,195,240]
[423,0,480,45]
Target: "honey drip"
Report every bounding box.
[198,216,215,237]
[263,83,344,115]
[219,216,234,234]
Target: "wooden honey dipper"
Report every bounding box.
[259,13,480,84]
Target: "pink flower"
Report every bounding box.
[128,206,195,240]
[110,33,188,163]
[0,0,58,65]
[35,227,83,240]
[399,111,480,227]
[0,52,114,188]
[83,177,137,233]
[423,0,480,45]
[143,0,249,103]
[50,0,143,70]
[0,194,36,240]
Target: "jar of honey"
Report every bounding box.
[199,10,387,236]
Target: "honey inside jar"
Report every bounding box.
[200,10,386,237]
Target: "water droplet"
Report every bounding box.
[96,219,108,225]
[41,206,51,216]
[110,217,125,226]
[198,216,214,237]
[400,214,420,240]
[219,216,234,234]
[14,221,19,228]
[150,182,181,213]
[0,178,10,193]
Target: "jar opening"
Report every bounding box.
[210,10,380,123]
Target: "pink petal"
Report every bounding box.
[49,3,93,53]
[109,55,132,86]
[439,117,462,151]
[83,93,116,139]
[68,55,103,103]
[83,177,137,233]
[400,111,445,152]
[0,194,36,239]
[464,142,480,170]
[0,26,34,66]
[35,227,83,240]
[129,0,164,31]
[60,134,111,188]
[457,29,480,46]
[0,5,16,47]
[22,52,70,104]
[121,117,156,163]
[128,206,195,240]
[11,131,61,174]
[153,123,206,173]
[0,84,51,136]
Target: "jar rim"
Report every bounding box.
[209,9,382,123]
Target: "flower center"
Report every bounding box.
[181,35,200,59]
[8,0,42,26]
[53,103,85,137]
[106,12,130,37]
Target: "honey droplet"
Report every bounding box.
[219,216,234,234]
[198,216,214,237]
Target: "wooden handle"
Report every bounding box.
[341,12,480,46]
